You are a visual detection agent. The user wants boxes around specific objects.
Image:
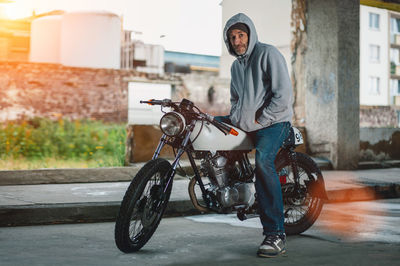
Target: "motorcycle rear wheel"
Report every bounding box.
[114,158,173,253]
[276,152,324,235]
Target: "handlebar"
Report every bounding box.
[200,113,238,136]
[140,98,239,136]
[209,116,239,136]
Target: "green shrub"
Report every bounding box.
[0,117,126,167]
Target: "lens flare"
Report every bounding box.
[317,172,385,240]
[1,2,30,20]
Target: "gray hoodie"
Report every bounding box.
[224,13,293,132]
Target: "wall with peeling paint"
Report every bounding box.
[360,127,400,160]
[360,105,400,127]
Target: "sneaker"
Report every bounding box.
[257,234,286,258]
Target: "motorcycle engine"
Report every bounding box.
[201,153,255,208]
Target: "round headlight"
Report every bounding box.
[160,112,186,136]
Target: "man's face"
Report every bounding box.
[229,29,248,55]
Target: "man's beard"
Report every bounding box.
[235,45,247,55]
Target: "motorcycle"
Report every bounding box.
[115,98,327,253]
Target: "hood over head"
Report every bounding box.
[223,13,258,59]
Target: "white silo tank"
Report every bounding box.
[60,11,121,69]
[29,15,62,64]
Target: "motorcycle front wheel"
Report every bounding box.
[276,152,324,235]
[114,158,173,253]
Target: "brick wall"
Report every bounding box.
[360,127,400,160]
[0,61,143,122]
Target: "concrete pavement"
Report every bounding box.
[0,160,399,226]
[0,199,399,266]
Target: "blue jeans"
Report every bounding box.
[215,116,291,236]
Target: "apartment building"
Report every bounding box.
[360,5,400,107]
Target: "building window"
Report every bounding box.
[391,17,400,33]
[391,79,400,95]
[369,44,380,63]
[391,17,400,44]
[369,12,380,30]
[397,81,400,95]
[391,48,400,64]
[397,110,400,127]
[369,76,380,95]
[391,48,400,75]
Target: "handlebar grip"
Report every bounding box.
[140,99,171,106]
[140,99,159,105]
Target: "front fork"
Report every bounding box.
[152,121,211,207]
[152,134,168,161]
[152,121,197,194]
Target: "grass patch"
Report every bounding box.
[0,156,123,170]
[0,117,126,170]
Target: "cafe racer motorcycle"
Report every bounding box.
[115,98,327,253]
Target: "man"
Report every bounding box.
[218,13,293,258]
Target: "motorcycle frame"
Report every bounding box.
[152,120,327,208]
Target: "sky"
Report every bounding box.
[0,0,223,56]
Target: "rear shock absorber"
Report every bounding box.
[288,148,300,191]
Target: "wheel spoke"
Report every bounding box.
[281,162,320,225]
[127,170,168,242]
[129,219,143,241]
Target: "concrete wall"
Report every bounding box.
[360,127,400,160]
[302,0,360,169]
[179,73,231,116]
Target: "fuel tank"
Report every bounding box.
[190,121,254,151]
